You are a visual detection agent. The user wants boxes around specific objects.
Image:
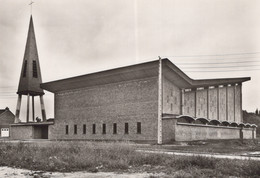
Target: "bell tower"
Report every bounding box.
[14,16,46,123]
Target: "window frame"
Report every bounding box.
[125,123,129,134]
[65,125,69,135]
[32,60,38,78]
[74,124,77,135]
[92,124,96,134]
[137,122,141,134]
[102,123,106,134]
[83,124,86,134]
[113,123,117,134]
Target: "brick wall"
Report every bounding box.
[183,91,195,116]
[175,123,254,141]
[163,77,181,115]
[0,110,15,125]
[227,86,235,122]
[49,77,158,141]
[208,88,218,120]
[182,85,242,123]
[10,125,33,140]
[196,89,207,118]
[243,128,254,139]
[162,118,176,143]
[235,85,242,123]
[219,87,227,120]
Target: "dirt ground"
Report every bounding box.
[0,167,165,178]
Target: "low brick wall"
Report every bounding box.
[162,118,176,143]
[10,123,51,140]
[10,125,34,140]
[242,128,255,139]
[175,123,255,141]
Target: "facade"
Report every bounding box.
[41,59,256,143]
[0,107,15,137]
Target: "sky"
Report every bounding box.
[0,0,260,121]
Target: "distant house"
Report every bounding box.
[0,107,15,137]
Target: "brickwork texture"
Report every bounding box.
[49,77,158,141]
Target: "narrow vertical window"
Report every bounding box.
[83,124,86,134]
[92,124,96,134]
[137,122,141,134]
[32,60,38,78]
[113,123,117,134]
[125,123,129,134]
[74,125,77,134]
[65,125,69,135]
[171,103,173,111]
[23,60,27,77]
[102,124,106,134]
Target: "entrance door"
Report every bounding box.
[33,126,48,139]
[41,126,48,139]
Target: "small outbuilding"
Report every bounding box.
[0,107,15,137]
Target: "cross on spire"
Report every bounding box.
[29,0,34,15]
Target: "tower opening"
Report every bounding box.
[33,60,38,78]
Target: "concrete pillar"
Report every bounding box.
[217,86,219,120]
[194,89,197,117]
[180,89,184,115]
[157,57,163,144]
[233,84,236,122]
[226,85,228,121]
[206,87,209,119]
[26,94,30,123]
[240,127,243,140]
[14,94,22,123]
[239,83,242,123]
[40,95,47,121]
[32,96,35,122]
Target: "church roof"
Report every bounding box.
[41,58,250,93]
[17,16,44,96]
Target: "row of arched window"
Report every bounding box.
[177,115,257,128]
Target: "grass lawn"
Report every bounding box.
[0,140,260,177]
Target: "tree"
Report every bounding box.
[255,108,259,115]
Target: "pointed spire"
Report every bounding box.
[17,16,44,96]
[15,16,46,123]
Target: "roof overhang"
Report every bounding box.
[41,58,250,93]
[11,121,54,126]
[163,59,250,88]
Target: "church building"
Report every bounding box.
[41,58,256,143]
[11,15,257,143]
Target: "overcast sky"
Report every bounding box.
[0,0,260,120]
